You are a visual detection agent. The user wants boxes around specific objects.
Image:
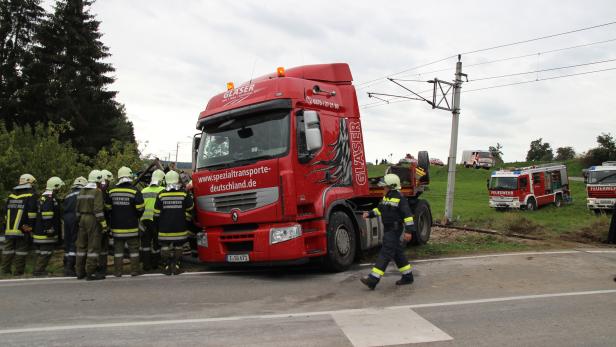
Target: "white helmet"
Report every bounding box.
[19,173,36,185]
[72,176,87,188]
[381,173,401,190]
[46,177,65,191]
[165,171,180,185]
[88,170,103,183]
[151,169,165,185]
[100,169,114,183]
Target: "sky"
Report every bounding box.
[44,0,616,163]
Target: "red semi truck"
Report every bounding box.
[190,63,432,271]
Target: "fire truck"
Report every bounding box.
[586,161,616,212]
[488,164,570,210]
[190,63,432,271]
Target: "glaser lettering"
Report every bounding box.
[223,84,255,99]
[349,121,367,186]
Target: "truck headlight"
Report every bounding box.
[270,225,302,244]
[197,232,208,248]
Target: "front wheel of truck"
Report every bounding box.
[411,199,432,246]
[324,211,356,272]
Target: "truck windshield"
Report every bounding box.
[588,170,616,184]
[489,177,517,190]
[478,152,492,159]
[197,110,290,169]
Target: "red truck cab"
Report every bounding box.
[191,64,431,271]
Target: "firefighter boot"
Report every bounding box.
[141,251,151,272]
[396,272,414,286]
[360,275,380,290]
[172,258,184,275]
[64,256,76,277]
[162,259,172,276]
[76,256,86,279]
[113,257,123,277]
[86,272,106,281]
[131,258,142,277]
[98,254,108,276]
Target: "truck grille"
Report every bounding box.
[198,187,279,213]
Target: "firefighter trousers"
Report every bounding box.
[113,236,140,275]
[76,215,102,276]
[63,216,78,275]
[1,237,29,275]
[160,240,184,264]
[370,229,412,278]
[33,243,54,273]
[140,220,160,270]
[99,232,110,274]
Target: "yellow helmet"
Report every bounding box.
[165,171,180,185]
[151,169,165,185]
[100,169,114,183]
[72,176,87,187]
[88,170,103,183]
[117,166,133,179]
[46,177,65,191]
[19,173,36,185]
[382,173,401,190]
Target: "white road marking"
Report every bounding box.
[0,288,614,335]
[332,308,452,346]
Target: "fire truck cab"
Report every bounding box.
[586,161,616,211]
[488,164,570,211]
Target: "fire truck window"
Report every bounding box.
[533,173,541,183]
[519,177,528,190]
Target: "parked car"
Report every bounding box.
[430,158,444,166]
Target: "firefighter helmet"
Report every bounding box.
[151,169,165,185]
[382,173,401,190]
[117,166,133,179]
[100,169,114,183]
[88,170,103,183]
[165,171,180,185]
[19,173,36,185]
[46,177,65,191]
[72,176,87,188]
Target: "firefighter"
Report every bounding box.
[98,169,114,276]
[1,174,38,276]
[105,166,144,277]
[76,170,107,281]
[32,177,64,276]
[153,171,193,275]
[140,169,165,271]
[62,176,86,276]
[608,203,616,244]
[360,173,415,290]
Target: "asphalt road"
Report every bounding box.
[1,249,616,346]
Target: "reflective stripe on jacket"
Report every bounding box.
[153,189,194,241]
[4,188,38,238]
[105,183,144,237]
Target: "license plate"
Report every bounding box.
[226,254,250,263]
[599,200,613,205]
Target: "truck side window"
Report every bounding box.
[532,173,541,184]
[519,177,528,190]
[296,113,308,162]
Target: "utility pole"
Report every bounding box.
[444,56,464,224]
[175,142,179,166]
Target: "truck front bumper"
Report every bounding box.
[587,198,616,210]
[489,199,520,209]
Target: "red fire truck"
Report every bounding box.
[586,161,616,212]
[488,164,570,210]
[190,63,432,271]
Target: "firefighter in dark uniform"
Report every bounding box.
[105,166,144,277]
[608,203,616,244]
[32,177,64,276]
[62,176,86,276]
[153,171,194,275]
[75,170,107,281]
[1,174,38,276]
[361,173,416,290]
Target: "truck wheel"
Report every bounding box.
[464,162,470,168]
[474,163,479,169]
[417,151,430,183]
[554,194,563,208]
[526,198,537,211]
[411,199,432,246]
[324,211,356,272]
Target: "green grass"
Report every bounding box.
[368,159,610,240]
[405,234,534,259]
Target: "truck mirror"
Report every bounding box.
[303,110,322,152]
[192,133,201,172]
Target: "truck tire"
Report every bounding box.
[526,197,537,211]
[324,211,356,272]
[411,199,432,246]
[554,194,563,208]
[417,151,430,183]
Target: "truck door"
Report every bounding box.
[532,172,548,206]
[518,175,529,202]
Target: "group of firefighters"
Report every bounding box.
[0,167,194,281]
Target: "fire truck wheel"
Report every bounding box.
[410,199,432,246]
[554,194,563,208]
[324,211,356,272]
[526,198,537,211]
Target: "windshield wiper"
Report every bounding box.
[596,172,616,183]
[234,154,276,165]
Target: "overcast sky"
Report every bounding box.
[46,0,616,163]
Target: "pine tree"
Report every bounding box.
[22,0,135,156]
[0,0,44,126]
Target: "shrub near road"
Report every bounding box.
[368,160,610,242]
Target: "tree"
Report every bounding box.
[489,143,504,163]
[0,0,45,126]
[21,0,135,156]
[582,133,616,167]
[555,146,575,161]
[526,138,553,162]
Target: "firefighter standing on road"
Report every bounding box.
[361,173,416,290]
[1,174,38,276]
[99,169,114,276]
[140,169,165,271]
[32,177,64,276]
[62,176,86,276]
[105,166,144,277]
[153,171,194,275]
[76,170,107,281]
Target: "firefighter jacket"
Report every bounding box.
[153,189,194,241]
[104,182,145,238]
[62,187,81,222]
[33,192,62,244]
[141,185,165,222]
[76,185,107,229]
[367,189,415,234]
[4,185,38,238]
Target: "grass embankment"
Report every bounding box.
[368,159,612,243]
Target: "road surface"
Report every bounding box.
[1,249,615,346]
